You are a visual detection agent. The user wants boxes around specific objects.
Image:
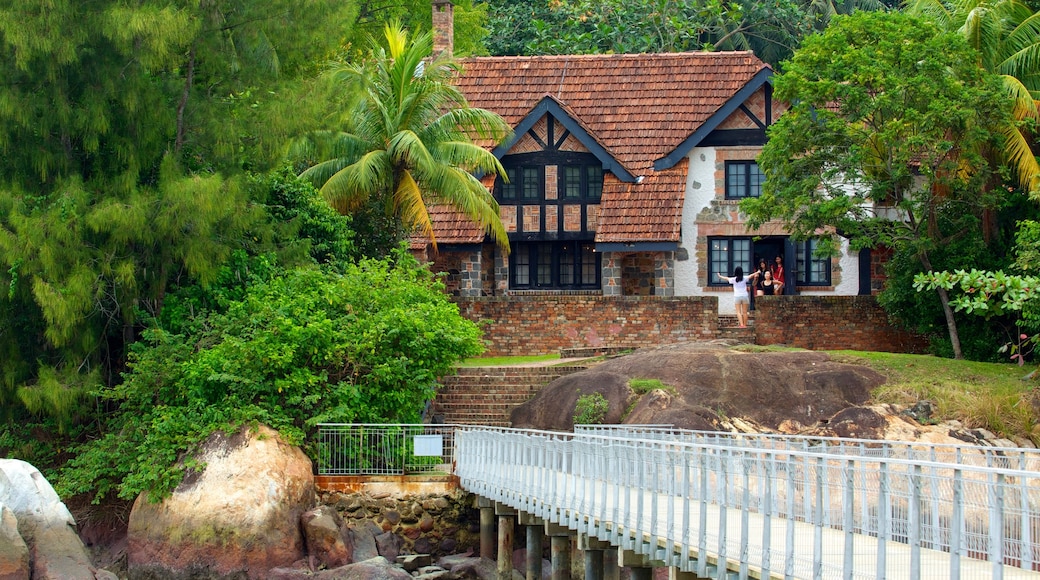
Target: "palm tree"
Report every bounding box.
[905,0,1040,195]
[294,22,512,250]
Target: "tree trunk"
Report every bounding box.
[920,252,964,359]
[175,45,196,154]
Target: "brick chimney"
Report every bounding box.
[432,0,454,57]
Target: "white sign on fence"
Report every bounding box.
[413,434,444,457]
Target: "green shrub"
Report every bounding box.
[573,392,609,425]
[58,249,483,502]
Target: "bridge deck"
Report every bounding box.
[455,429,1040,580]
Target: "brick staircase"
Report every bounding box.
[431,365,587,426]
[716,314,757,342]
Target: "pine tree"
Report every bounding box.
[0,0,355,425]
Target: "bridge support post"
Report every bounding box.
[497,503,517,580]
[477,497,495,559]
[580,535,610,580]
[621,549,657,580]
[670,567,711,580]
[602,547,618,580]
[520,512,545,580]
[546,522,572,580]
[584,549,604,580]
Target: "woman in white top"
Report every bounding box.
[716,267,751,328]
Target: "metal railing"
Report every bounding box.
[456,426,1040,579]
[575,424,1040,472]
[316,423,458,475]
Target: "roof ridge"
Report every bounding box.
[462,50,759,62]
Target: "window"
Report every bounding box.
[796,239,831,285]
[708,237,753,285]
[561,164,602,200]
[499,167,518,200]
[496,160,603,202]
[522,167,542,200]
[511,242,599,290]
[725,161,763,199]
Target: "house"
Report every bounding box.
[414,1,874,318]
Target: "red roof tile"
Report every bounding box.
[456,51,770,175]
[416,51,771,247]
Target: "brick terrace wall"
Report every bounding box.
[454,295,719,356]
[753,295,929,353]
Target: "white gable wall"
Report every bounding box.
[672,146,863,313]
[674,146,716,299]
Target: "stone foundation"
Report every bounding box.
[318,489,481,559]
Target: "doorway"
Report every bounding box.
[751,237,789,308]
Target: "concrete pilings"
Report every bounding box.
[475,495,713,580]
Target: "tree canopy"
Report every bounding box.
[741,11,1012,358]
[904,0,1040,196]
[0,1,368,428]
[59,250,483,502]
[293,22,512,250]
[476,0,885,67]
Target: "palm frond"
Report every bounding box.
[421,165,508,249]
[394,169,434,243]
[319,149,390,214]
[432,141,507,176]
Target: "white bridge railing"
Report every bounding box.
[454,426,1040,580]
[574,425,1040,471]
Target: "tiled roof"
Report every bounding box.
[456,51,770,176]
[597,158,688,243]
[414,174,498,247]
[416,51,770,247]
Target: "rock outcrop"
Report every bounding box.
[0,459,112,580]
[126,424,315,580]
[302,505,354,569]
[511,342,884,430]
[0,503,29,580]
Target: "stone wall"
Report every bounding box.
[454,295,719,356]
[318,489,480,559]
[456,294,927,357]
[753,295,929,353]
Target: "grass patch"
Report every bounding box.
[628,378,675,395]
[830,350,1039,444]
[458,354,561,367]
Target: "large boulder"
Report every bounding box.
[511,342,884,430]
[302,505,354,568]
[0,459,102,580]
[0,504,29,580]
[127,424,315,579]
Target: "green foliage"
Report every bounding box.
[0,0,361,435]
[250,167,360,269]
[745,12,1010,248]
[292,22,512,251]
[58,250,484,502]
[345,0,489,57]
[904,0,1040,196]
[742,11,1012,358]
[512,0,816,67]
[628,378,672,395]
[573,392,609,425]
